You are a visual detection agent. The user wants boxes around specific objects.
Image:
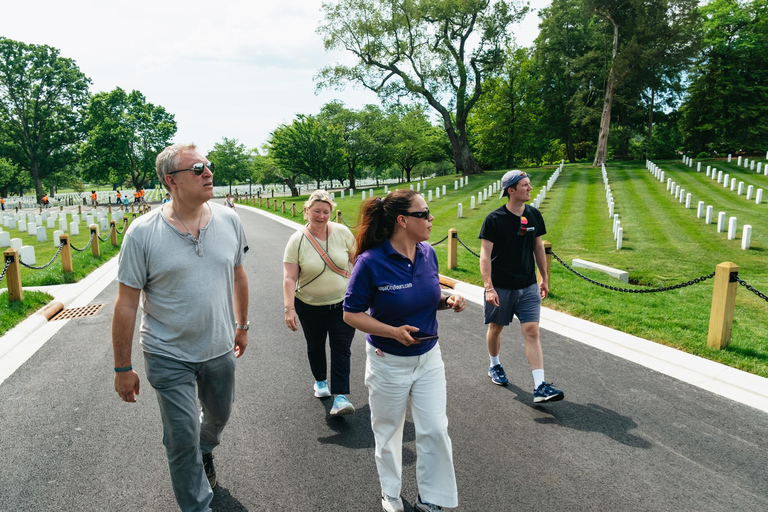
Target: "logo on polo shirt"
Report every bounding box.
[378,283,414,292]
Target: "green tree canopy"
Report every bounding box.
[207,137,252,193]
[79,87,176,190]
[0,38,91,201]
[388,105,448,182]
[317,0,526,176]
[267,114,346,195]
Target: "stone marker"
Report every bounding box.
[428,190,433,202]
[728,217,737,240]
[70,221,79,236]
[738,182,744,195]
[0,232,10,247]
[742,225,752,250]
[19,245,35,265]
[685,193,692,208]
[697,201,704,218]
[36,226,47,242]
[457,203,462,218]
[53,230,64,247]
[471,196,475,209]
[617,227,623,250]
[59,218,67,232]
[717,212,726,233]
[11,238,22,250]
[757,189,764,204]
[706,205,713,224]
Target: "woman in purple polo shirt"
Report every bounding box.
[344,189,466,512]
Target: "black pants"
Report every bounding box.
[294,298,355,395]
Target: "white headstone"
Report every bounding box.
[482,189,487,201]
[36,226,47,242]
[757,189,764,205]
[717,170,723,183]
[477,192,482,205]
[758,162,763,174]
[10,238,22,250]
[18,219,26,232]
[27,222,37,236]
[738,156,742,165]
[442,185,446,196]
[457,203,462,218]
[728,217,737,240]
[19,245,35,265]
[737,182,744,195]
[717,212,726,233]
[617,227,623,250]
[470,196,476,209]
[674,185,679,198]
[416,183,420,192]
[746,185,753,200]
[609,202,614,219]
[384,186,388,194]
[697,201,704,218]
[59,218,68,232]
[614,220,621,240]
[613,214,619,235]
[0,231,10,247]
[428,190,433,202]
[435,188,440,199]
[697,162,701,172]
[667,178,672,191]
[728,154,732,162]
[47,217,56,229]
[742,225,752,250]
[454,181,458,190]
[730,178,737,191]
[53,230,64,247]
[706,206,713,224]
[706,166,711,176]
[100,218,109,232]
[70,222,79,235]
[685,193,691,208]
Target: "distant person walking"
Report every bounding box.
[479,170,564,403]
[225,193,235,209]
[344,189,465,512]
[0,197,4,211]
[111,143,249,512]
[91,190,98,207]
[283,190,356,416]
[116,190,121,206]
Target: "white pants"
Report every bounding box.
[365,342,458,508]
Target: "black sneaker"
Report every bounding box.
[533,382,564,403]
[202,452,217,488]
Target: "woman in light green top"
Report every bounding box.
[283,190,357,415]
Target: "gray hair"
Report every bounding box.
[156,143,197,191]
[303,190,336,220]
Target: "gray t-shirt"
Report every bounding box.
[118,201,249,362]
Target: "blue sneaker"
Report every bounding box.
[313,380,331,398]
[330,394,355,415]
[533,382,564,403]
[488,364,508,386]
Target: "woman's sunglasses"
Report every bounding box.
[402,209,430,219]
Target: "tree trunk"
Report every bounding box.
[593,16,619,168]
[442,116,481,176]
[346,158,357,189]
[647,87,655,139]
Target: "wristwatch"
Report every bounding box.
[236,321,250,331]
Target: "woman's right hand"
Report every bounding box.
[393,324,421,346]
[285,309,298,331]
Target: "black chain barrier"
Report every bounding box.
[456,236,481,258]
[339,215,357,230]
[736,278,768,303]
[116,217,128,234]
[97,227,111,242]
[18,244,65,270]
[431,235,448,246]
[70,231,95,252]
[550,251,715,293]
[0,259,10,284]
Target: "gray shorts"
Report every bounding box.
[484,282,541,325]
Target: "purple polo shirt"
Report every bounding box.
[344,238,442,356]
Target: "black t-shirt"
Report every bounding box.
[478,204,547,290]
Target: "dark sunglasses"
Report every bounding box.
[402,209,430,219]
[169,162,215,176]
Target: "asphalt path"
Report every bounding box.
[1,205,767,511]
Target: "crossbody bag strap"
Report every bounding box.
[299,226,351,279]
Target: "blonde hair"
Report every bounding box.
[303,190,336,220]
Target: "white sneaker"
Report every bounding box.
[313,380,331,398]
[381,492,404,512]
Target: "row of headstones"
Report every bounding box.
[647,161,753,249]
[703,166,764,204]
[0,210,124,250]
[1,219,106,266]
[602,165,624,250]
[532,162,564,210]
[683,154,767,175]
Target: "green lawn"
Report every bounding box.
[241,160,768,377]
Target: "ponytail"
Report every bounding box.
[354,189,419,258]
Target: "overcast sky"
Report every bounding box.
[3,0,549,155]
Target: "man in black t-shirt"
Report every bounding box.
[479,170,564,403]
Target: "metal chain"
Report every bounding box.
[431,235,448,246]
[116,217,128,234]
[737,278,768,303]
[18,244,64,270]
[70,231,95,252]
[0,259,10,283]
[339,215,357,230]
[456,236,481,258]
[550,251,715,293]
[98,230,109,242]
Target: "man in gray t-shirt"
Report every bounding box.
[112,143,249,512]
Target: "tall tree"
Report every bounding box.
[80,87,176,190]
[207,137,252,193]
[268,114,346,194]
[680,0,768,153]
[317,0,526,175]
[389,105,448,182]
[0,38,90,201]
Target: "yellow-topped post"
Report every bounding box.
[708,262,739,349]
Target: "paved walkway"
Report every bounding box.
[1,204,767,511]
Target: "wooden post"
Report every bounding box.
[708,261,739,349]
[90,225,101,257]
[447,228,458,270]
[259,197,262,207]
[60,234,73,273]
[108,204,112,214]
[78,205,82,215]
[282,200,286,213]
[336,211,342,223]
[266,198,270,209]
[291,203,296,217]
[110,220,117,245]
[4,249,23,303]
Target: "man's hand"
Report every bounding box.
[539,280,549,299]
[114,370,140,403]
[234,330,248,358]
[485,287,500,307]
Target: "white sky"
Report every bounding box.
[2,0,549,155]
